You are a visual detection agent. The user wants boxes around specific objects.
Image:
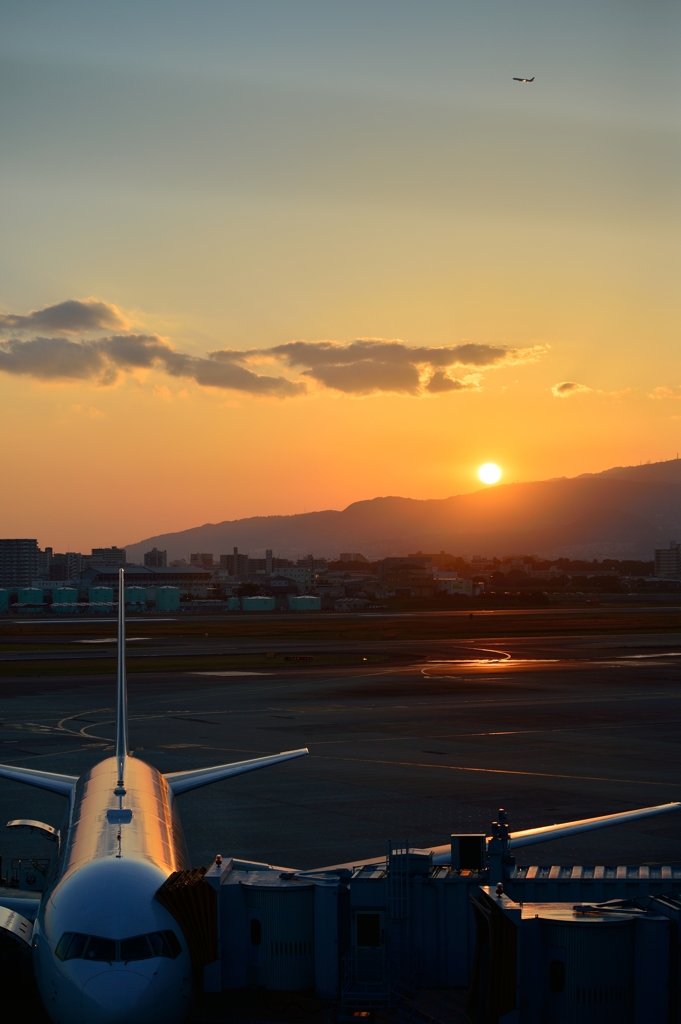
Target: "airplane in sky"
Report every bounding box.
[0,569,679,1023]
[513,76,535,82]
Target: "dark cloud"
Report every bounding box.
[0,334,303,397]
[551,381,591,398]
[269,338,517,371]
[425,371,476,393]
[0,299,126,336]
[0,337,106,380]
[258,338,542,395]
[0,299,545,398]
[304,359,420,395]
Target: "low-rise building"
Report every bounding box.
[272,567,316,593]
[81,564,213,598]
[190,552,214,570]
[91,546,126,567]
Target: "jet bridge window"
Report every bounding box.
[56,930,181,963]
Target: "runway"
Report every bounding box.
[1,610,681,873]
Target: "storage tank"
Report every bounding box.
[244,883,315,990]
[18,588,43,606]
[287,595,322,611]
[125,586,148,605]
[155,587,180,611]
[540,911,636,1024]
[241,596,276,612]
[52,588,77,612]
[88,587,114,605]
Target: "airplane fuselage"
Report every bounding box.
[33,755,193,1024]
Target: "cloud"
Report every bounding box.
[551,381,592,398]
[648,386,681,400]
[425,371,481,393]
[0,333,303,397]
[0,298,127,336]
[0,299,546,398]
[255,338,544,396]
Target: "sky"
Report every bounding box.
[0,1,679,551]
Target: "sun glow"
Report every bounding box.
[478,463,501,485]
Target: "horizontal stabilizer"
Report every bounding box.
[0,905,34,947]
[508,801,681,850]
[0,763,77,797]
[165,748,309,795]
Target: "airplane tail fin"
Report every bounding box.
[115,567,128,785]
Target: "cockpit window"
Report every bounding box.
[55,932,88,961]
[120,934,152,962]
[85,936,117,962]
[148,930,181,958]
[55,930,181,963]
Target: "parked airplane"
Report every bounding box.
[0,569,679,1023]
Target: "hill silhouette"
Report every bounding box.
[126,459,681,563]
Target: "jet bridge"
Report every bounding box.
[188,834,681,1022]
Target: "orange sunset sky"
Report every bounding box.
[1,2,679,551]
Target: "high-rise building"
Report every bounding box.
[49,552,83,581]
[144,548,167,568]
[190,552,214,571]
[219,548,248,575]
[654,541,681,578]
[36,546,53,578]
[0,539,40,587]
[91,546,126,567]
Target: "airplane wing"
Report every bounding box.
[507,801,681,850]
[0,763,78,797]
[312,802,681,870]
[164,748,309,795]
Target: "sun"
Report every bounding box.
[478,463,501,485]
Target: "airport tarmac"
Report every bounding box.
[1,611,681,872]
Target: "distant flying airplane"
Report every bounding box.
[513,76,535,83]
[0,569,679,1023]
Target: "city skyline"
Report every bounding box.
[1,2,678,551]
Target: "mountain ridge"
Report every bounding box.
[125,459,681,563]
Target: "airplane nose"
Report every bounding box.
[81,969,156,1024]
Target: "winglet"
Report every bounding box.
[115,567,128,788]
